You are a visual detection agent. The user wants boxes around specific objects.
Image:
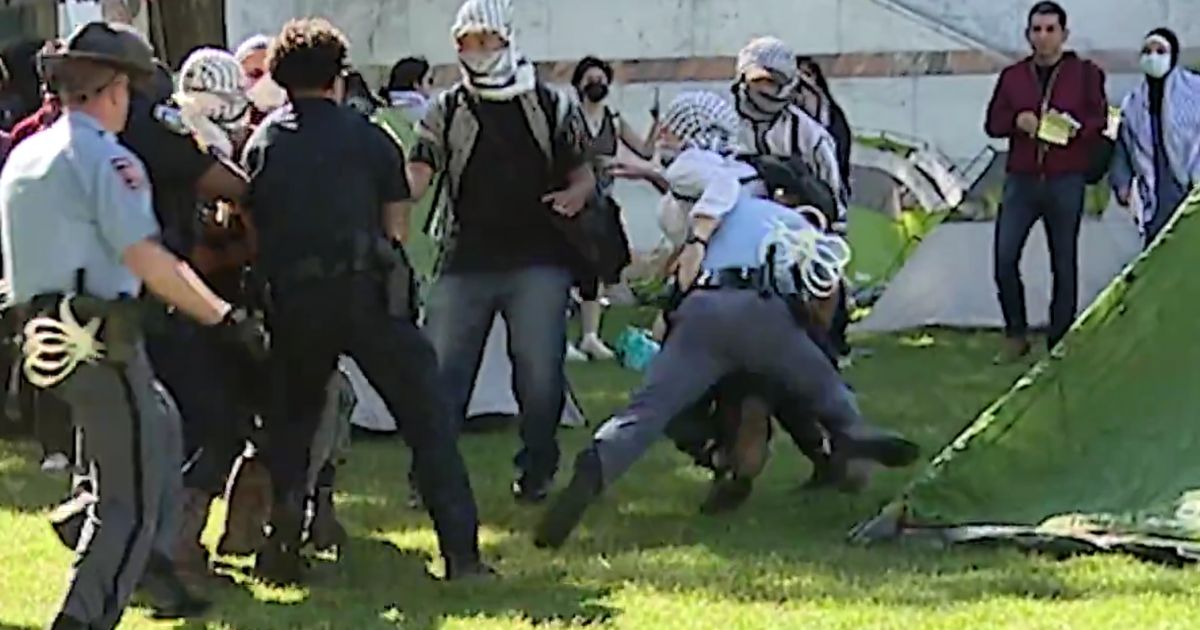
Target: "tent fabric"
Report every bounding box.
[853,208,1141,332]
[851,188,1200,560]
[845,205,944,290]
[347,316,586,433]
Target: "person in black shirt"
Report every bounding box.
[119,49,254,594]
[243,18,490,584]
[407,0,595,504]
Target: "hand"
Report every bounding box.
[1116,187,1131,207]
[543,187,589,217]
[215,307,270,363]
[609,160,654,180]
[1015,111,1040,137]
[674,241,706,289]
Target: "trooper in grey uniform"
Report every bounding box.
[0,22,262,630]
[535,91,920,549]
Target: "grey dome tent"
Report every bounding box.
[348,315,586,434]
[853,146,1141,334]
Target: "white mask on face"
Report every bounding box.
[1140,52,1172,79]
[459,48,507,76]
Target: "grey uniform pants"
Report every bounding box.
[52,346,176,629]
[593,289,871,486]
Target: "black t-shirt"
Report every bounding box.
[119,95,217,256]
[446,96,585,272]
[1035,60,1062,97]
[243,98,409,281]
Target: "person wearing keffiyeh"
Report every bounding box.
[534,91,920,549]
[1111,27,1200,247]
[407,0,596,505]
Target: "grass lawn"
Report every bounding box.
[2,315,1199,629]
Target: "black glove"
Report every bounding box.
[216,307,269,364]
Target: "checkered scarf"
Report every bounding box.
[451,0,536,100]
[1123,67,1200,207]
[661,91,741,155]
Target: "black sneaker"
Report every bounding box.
[254,540,308,586]
[511,477,553,505]
[135,554,212,620]
[49,613,89,629]
[443,556,499,582]
[839,434,920,468]
[533,450,602,549]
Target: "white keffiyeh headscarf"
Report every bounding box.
[451,0,536,100]
[659,91,742,157]
[1122,66,1200,216]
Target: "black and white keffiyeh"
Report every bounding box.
[452,0,536,100]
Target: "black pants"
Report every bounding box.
[993,173,1086,347]
[145,315,252,496]
[265,273,479,561]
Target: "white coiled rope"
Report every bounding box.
[760,209,852,299]
[21,297,106,388]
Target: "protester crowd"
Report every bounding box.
[0,0,1196,628]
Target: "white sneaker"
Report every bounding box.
[41,453,70,473]
[579,334,616,361]
[566,342,589,362]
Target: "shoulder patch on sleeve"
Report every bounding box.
[153,104,190,136]
[110,157,147,191]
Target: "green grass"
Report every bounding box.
[3,319,1200,629]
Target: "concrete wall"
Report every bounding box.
[225,0,1197,252]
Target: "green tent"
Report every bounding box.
[373,107,440,281]
[852,187,1200,562]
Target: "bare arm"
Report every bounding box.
[618,117,655,161]
[123,239,230,325]
[406,161,434,201]
[384,200,411,243]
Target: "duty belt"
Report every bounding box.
[693,267,774,294]
[16,294,144,388]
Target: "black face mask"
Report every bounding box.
[582,82,609,103]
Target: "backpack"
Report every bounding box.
[737,152,839,227]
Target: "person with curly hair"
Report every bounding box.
[242,17,492,584]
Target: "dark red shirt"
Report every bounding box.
[9,96,62,148]
[985,52,1108,177]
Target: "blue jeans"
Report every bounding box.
[993,173,1085,347]
[426,265,572,484]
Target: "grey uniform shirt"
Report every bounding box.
[1,111,159,303]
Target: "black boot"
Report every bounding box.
[443,554,498,581]
[307,487,347,552]
[254,498,307,585]
[48,613,89,629]
[134,553,212,620]
[534,448,603,549]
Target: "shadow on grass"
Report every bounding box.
[184,537,614,630]
[7,328,1117,628]
[0,439,69,514]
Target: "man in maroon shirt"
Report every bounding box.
[985,1,1107,361]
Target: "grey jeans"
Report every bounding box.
[592,289,872,486]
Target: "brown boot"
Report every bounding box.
[307,487,347,552]
[993,336,1031,364]
[217,455,271,556]
[173,489,214,583]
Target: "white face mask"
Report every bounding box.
[459,48,506,76]
[1140,52,1172,79]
